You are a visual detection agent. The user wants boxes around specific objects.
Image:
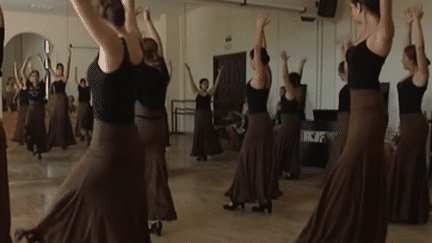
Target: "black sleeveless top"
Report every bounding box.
[18,89,29,105]
[78,86,91,103]
[338,85,350,112]
[346,40,386,91]
[281,95,299,114]
[196,94,211,112]
[135,61,169,111]
[27,81,46,105]
[87,39,136,124]
[51,81,66,94]
[397,76,426,115]
[246,82,269,115]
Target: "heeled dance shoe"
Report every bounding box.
[282,171,299,180]
[149,221,163,236]
[251,201,272,214]
[223,201,245,211]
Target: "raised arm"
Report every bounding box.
[64,48,72,83]
[261,29,267,49]
[281,51,296,101]
[374,0,394,56]
[297,58,307,78]
[168,60,173,82]
[20,56,32,82]
[74,67,80,86]
[185,64,198,94]
[13,62,23,89]
[411,4,428,87]
[250,13,270,90]
[69,0,123,62]
[123,0,141,37]
[402,8,413,49]
[0,5,4,75]
[36,53,48,79]
[208,66,224,96]
[143,6,164,57]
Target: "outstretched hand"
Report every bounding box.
[280,51,289,62]
[412,4,424,21]
[257,13,270,28]
[403,7,414,25]
[144,6,151,21]
[218,66,224,73]
[300,58,307,64]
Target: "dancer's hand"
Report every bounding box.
[412,4,423,21]
[184,63,191,71]
[300,58,307,64]
[256,13,270,28]
[280,51,289,62]
[403,7,414,25]
[144,6,151,22]
[218,66,224,73]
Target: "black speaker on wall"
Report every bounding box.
[317,0,339,18]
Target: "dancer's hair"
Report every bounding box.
[351,0,380,18]
[91,0,125,27]
[404,45,431,66]
[289,72,301,88]
[29,70,40,78]
[199,78,209,87]
[250,48,270,65]
[56,63,64,71]
[141,38,158,60]
[338,61,346,74]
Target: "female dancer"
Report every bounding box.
[387,5,430,224]
[12,62,30,145]
[46,48,76,150]
[74,67,91,143]
[275,52,303,180]
[5,78,16,112]
[0,4,13,242]
[224,14,281,213]
[296,0,394,242]
[20,55,48,160]
[16,0,151,242]
[185,63,224,161]
[133,6,177,236]
[317,43,351,188]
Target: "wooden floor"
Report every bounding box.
[2,111,431,242]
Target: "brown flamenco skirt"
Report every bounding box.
[191,110,222,157]
[295,90,388,243]
[24,104,48,153]
[17,120,151,243]
[0,121,12,243]
[317,112,349,188]
[225,113,282,203]
[12,104,29,144]
[75,102,90,136]
[274,113,300,176]
[135,104,177,221]
[387,113,430,224]
[47,93,76,149]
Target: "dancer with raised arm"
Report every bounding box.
[133,6,177,236]
[46,48,76,150]
[275,52,303,180]
[73,67,92,144]
[20,55,49,160]
[317,40,351,188]
[16,0,151,242]
[185,63,224,161]
[296,0,394,241]
[12,62,30,145]
[387,4,430,224]
[224,13,281,213]
[0,4,13,242]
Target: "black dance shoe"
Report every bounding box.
[251,202,273,214]
[149,221,163,236]
[223,201,245,211]
[282,172,299,180]
[196,157,203,161]
[15,229,42,242]
[203,155,208,161]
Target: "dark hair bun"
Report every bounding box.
[92,0,125,27]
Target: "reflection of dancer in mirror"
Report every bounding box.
[296,0,394,241]
[317,39,351,188]
[185,63,224,161]
[225,102,248,151]
[133,6,177,236]
[387,4,430,224]
[20,55,49,160]
[224,13,282,213]
[0,4,13,243]
[74,67,92,145]
[275,52,303,180]
[16,0,151,241]
[45,48,76,150]
[12,62,30,145]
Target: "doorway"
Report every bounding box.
[213,52,246,126]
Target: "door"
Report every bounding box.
[213,52,247,126]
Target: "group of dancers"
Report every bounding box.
[0,0,430,242]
